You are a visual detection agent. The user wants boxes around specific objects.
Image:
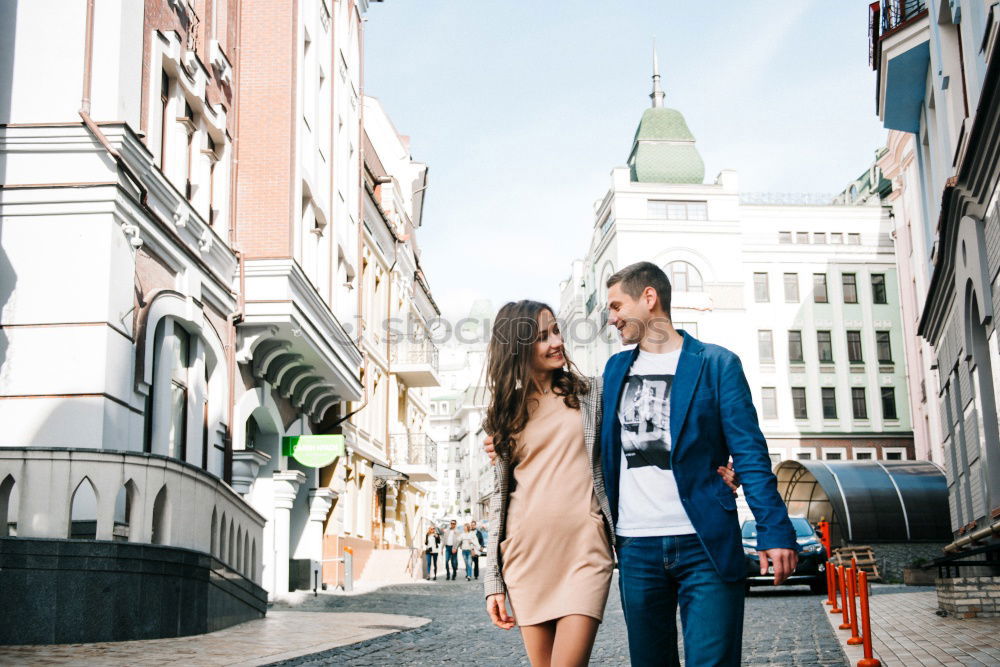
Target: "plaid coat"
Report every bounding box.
[484,376,614,598]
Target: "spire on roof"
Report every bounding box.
[650,41,665,108]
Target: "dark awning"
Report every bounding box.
[775,460,951,545]
[373,464,408,481]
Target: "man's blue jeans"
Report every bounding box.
[445,546,458,577]
[617,534,745,666]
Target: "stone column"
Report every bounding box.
[306,488,337,575]
[270,470,305,597]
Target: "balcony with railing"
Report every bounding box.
[868,0,930,133]
[389,432,439,482]
[389,339,441,387]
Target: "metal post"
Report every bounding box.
[857,571,882,667]
[344,546,354,593]
[848,567,863,645]
[826,561,835,606]
[839,566,852,629]
[831,562,842,614]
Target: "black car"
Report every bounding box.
[742,516,827,593]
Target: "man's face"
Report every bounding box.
[607,282,654,346]
[450,521,456,530]
[471,521,477,530]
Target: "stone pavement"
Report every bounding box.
[271,573,848,666]
[0,611,429,666]
[824,584,1000,667]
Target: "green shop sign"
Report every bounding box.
[282,435,345,468]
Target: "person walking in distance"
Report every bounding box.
[442,520,460,581]
[471,520,486,579]
[424,526,440,581]
[461,523,478,581]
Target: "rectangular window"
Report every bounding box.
[847,233,861,245]
[796,232,810,244]
[783,273,799,302]
[788,330,804,363]
[758,330,774,363]
[674,321,699,338]
[814,274,828,303]
[884,450,903,460]
[761,387,777,419]
[831,232,843,244]
[842,273,858,303]
[821,387,837,419]
[881,387,898,420]
[159,71,170,171]
[871,273,887,304]
[796,450,813,460]
[647,200,707,220]
[779,231,792,244]
[792,387,808,419]
[817,331,833,363]
[754,272,770,303]
[825,451,843,460]
[876,331,893,363]
[814,232,827,244]
[856,451,874,460]
[846,330,863,363]
[851,387,868,419]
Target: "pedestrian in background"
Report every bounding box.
[471,519,486,579]
[460,523,478,581]
[424,526,440,581]
[442,519,460,580]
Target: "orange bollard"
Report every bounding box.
[830,562,842,614]
[825,562,835,605]
[839,566,852,629]
[847,567,863,645]
[857,571,882,667]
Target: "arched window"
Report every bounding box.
[243,533,250,577]
[210,508,218,556]
[219,512,228,561]
[0,475,16,537]
[228,518,235,564]
[113,481,138,542]
[70,477,99,539]
[666,261,704,292]
[144,315,217,473]
[151,485,170,545]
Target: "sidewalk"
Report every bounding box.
[0,611,429,666]
[823,585,1000,666]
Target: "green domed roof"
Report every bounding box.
[628,107,705,184]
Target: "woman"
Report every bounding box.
[483,300,613,667]
[460,523,478,581]
[424,526,440,581]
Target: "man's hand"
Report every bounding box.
[484,434,497,464]
[716,461,740,494]
[758,548,798,585]
[486,593,516,629]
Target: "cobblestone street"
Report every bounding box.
[270,574,847,666]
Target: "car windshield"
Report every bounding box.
[742,518,816,540]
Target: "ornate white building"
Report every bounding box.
[560,57,915,464]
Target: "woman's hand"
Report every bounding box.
[486,593,516,630]
[484,434,497,464]
[717,461,740,495]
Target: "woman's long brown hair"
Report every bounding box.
[483,300,589,458]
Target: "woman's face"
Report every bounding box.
[530,308,564,375]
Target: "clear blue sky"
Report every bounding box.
[364,1,886,318]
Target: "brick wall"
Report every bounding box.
[233,0,297,258]
[936,576,1000,618]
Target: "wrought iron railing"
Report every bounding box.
[389,432,438,469]
[389,339,440,373]
[870,0,928,68]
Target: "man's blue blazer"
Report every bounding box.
[600,330,796,582]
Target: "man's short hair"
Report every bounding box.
[607,261,672,317]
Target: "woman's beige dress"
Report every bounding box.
[500,390,613,626]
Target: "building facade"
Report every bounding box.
[559,59,915,468]
[0,0,445,638]
[868,0,1000,601]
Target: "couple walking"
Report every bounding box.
[425,520,486,580]
[483,262,798,666]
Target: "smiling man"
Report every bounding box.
[603,261,797,666]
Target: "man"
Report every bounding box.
[442,519,460,581]
[470,520,486,579]
[485,261,797,666]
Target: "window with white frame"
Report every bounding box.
[667,261,703,292]
[882,448,906,460]
[853,448,876,461]
[795,449,814,460]
[823,448,846,461]
[647,200,707,221]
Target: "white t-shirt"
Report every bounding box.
[616,348,696,537]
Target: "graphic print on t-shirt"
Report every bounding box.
[620,373,673,469]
